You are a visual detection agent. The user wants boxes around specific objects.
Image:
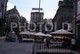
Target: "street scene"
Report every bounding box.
[0,0,80,54]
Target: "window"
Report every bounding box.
[62,22,72,31]
[64,23,68,30]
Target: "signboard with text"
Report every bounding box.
[32,8,43,10]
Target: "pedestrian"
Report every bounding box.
[18,35,22,42]
[63,38,68,48]
[45,37,50,48]
[44,38,46,43]
[71,38,76,49]
[67,38,71,48]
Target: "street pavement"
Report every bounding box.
[0,37,80,54]
[0,42,33,54]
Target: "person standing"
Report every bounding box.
[18,35,22,42]
[45,37,50,48]
[71,38,76,49]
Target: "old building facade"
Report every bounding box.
[53,0,73,32]
[6,6,20,33]
[6,6,28,33]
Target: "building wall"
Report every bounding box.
[76,0,80,44]
[0,0,8,19]
[53,0,73,32]
[30,11,44,32]
[19,16,28,31]
[0,0,8,35]
[6,6,20,33]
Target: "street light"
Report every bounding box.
[73,0,77,39]
[39,0,41,12]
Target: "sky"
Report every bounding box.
[7,0,59,22]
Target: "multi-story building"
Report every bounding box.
[30,8,44,32]
[0,0,8,35]
[30,12,44,23]
[52,0,73,32]
[6,6,28,33]
[6,6,20,33]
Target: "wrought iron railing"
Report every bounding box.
[32,42,74,54]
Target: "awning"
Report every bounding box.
[19,31,36,35]
[50,29,74,36]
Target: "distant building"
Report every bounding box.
[20,16,28,31]
[30,8,44,32]
[52,0,73,32]
[30,12,44,23]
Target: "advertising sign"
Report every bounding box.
[32,8,43,10]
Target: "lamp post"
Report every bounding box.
[39,0,41,12]
[38,0,42,32]
[73,0,77,39]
